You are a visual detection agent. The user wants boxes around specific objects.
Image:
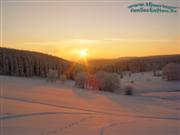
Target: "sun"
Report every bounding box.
[79,49,88,58]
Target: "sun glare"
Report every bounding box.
[79,49,88,58]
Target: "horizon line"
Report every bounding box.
[1,47,179,62]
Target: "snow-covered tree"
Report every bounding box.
[60,74,67,84]
[47,69,58,83]
[95,71,107,90]
[14,57,19,76]
[162,63,180,81]
[75,71,120,92]
[17,56,25,76]
[96,71,120,92]
[75,72,88,88]
[0,48,74,78]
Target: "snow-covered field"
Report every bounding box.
[0,73,180,135]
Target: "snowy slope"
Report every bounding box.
[0,75,180,135]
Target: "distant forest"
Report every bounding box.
[93,55,180,73]
[0,47,180,79]
[0,47,80,79]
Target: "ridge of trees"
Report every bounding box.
[0,47,78,78]
[1,47,180,79]
[93,55,180,73]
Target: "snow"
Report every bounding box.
[0,74,180,135]
[121,72,180,94]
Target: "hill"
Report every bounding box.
[0,47,79,78]
[90,55,180,73]
[88,57,136,68]
[1,75,179,135]
[1,47,180,77]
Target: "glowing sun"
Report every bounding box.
[79,49,88,57]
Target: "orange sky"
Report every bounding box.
[1,0,180,61]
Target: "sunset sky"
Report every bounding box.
[1,0,180,61]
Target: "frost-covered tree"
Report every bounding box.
[24,56,31,77]
[17,56,25,76]
[75,71,120,92]
[14,57,19,76]
[96,71,120,92]
[60,74,67,84]
[75,72,88,88]
[0,47,74,78]
[95,71,108,90]
[47,69,58,83]
[162,63,180,81]
[9,55,15,75]
[1,54,9,74]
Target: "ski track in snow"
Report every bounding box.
[0,112,94,120]
[1,96,179,121]
[39,116,95,135]
[1,96,108,114]
[99,121,136,135]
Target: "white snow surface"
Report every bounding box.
[0,73,180,135]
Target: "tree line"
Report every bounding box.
[0,47,80,78]
[93,55,180,73]
[1,47,180,79]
